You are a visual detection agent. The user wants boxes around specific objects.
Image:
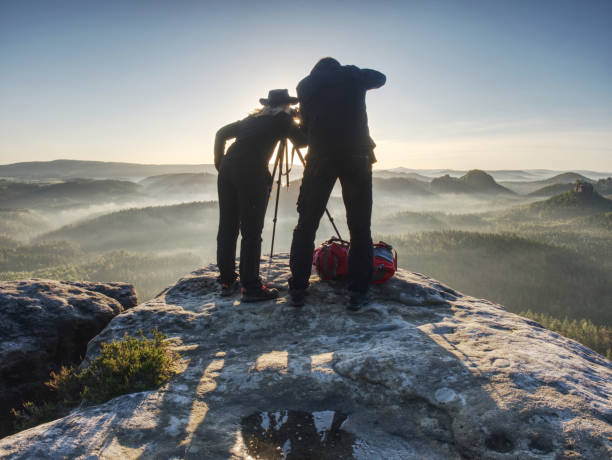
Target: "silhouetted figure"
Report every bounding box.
[215,89,305,302]
[289,58,386,309]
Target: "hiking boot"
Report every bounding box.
[289,289,306,307]
[241,285,279,303]
[220,281,239,297]
[347,291,369,311]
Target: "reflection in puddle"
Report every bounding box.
[241,410,356,459]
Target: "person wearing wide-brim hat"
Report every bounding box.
[214,89,306,302]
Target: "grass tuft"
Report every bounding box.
[11,328,178,433]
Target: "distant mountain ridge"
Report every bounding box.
[530,187,612,218]
[430,169,514,195]
[3,160,610,183]
[139,173,217,196]
[0,159,215,180]
[39,201,218,251]
[512,184,612,219]
[0,178,142,210]
[528,183,575,197]
[528,177,612,197]
[372,177,433,196]
[384,168,611,182]
[501,172,594,195]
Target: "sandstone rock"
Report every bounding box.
[1,257,610,459]
[574,181,594,195]
[69,280,138,310]
[0,279,137,438]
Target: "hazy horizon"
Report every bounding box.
[1,157,611,175]
[2,0,611,170]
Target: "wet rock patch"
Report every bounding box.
[241,410,354,459]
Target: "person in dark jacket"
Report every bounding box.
[289,58,386,309]
[215,89,305,302]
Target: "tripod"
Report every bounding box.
[266,138,342,279]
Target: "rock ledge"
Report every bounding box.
[0,256,610,459]
[0,279,137,438]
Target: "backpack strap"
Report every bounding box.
[320,245,334,279]
[320,242,342,279]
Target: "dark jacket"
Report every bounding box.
[214,111,306,170]
[296,62,386,158]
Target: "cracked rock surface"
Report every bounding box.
[1,255,610,459]
[0,279,137,438]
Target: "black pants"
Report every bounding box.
[217,157,271,290]
[289,155,373,293]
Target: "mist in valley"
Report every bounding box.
[1,162,611,356]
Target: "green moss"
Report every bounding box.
[11,329,178,433]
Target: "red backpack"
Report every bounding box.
[313,238,398,284]
[372,241,398,284]
[313,237,350,280]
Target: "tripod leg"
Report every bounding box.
[266,139,286,280]
[294,147,343,241]
[270,140,282,180]
[285,141,290,188]
[324,210,343,241]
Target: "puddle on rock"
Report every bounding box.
[241,410,356,459]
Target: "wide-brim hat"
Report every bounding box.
[260,89,299,106]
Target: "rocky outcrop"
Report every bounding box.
[526,187,612,219]
[596,177,612,195]
[431,170,514,195]
[0,279,137,437]
[1,257,610,458]
[68,280,138,310]
[574,180,594,195]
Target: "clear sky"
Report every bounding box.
[1,0,611,170]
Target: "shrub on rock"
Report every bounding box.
[11,328,178,432]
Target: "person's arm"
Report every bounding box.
[359,68,386,89]
[214,120,241,171]
[344,65,386,90]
